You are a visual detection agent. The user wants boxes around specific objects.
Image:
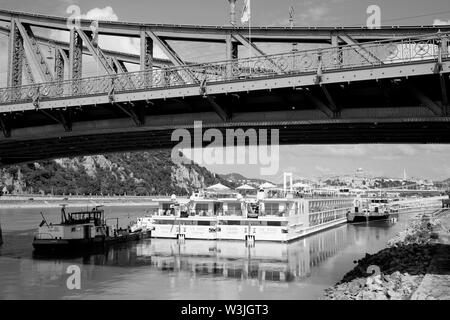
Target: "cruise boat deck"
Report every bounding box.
[149,188,354,242]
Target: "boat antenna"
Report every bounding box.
[39,211,49,227]
[60,204,67,223]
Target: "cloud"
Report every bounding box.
[300,5,330,22]
[82,6,118,21]
[315,165,332,174]
[433,19,450,26]
[282,144,450,160]
[269,0,333,27]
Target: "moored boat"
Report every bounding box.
[347,196,389,223]
[32,205,152,254]
[149,188,353,242]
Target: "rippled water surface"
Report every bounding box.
[0,206,423,299]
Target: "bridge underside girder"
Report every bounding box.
[1,120,450,166]
[0,72,449,166]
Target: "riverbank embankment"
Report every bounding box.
[0,195,182,209]
[325,209,450,300]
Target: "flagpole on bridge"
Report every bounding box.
[241,0,252,74]
[249,0,251,74]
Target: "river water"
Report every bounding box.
[0,205,426,299]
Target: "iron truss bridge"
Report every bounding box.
[0,9,449,165]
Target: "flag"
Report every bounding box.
[241,0,251,24]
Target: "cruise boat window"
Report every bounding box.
[197,221,212,226]
[195,203,209,216]
[161,203,174,215]
[226,203,242,216]
[264,203,280,216]
[220,220,240,225]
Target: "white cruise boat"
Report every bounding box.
[149,187,354,242]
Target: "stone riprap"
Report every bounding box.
[325,213,445,300]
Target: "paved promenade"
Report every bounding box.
[411,210,450,300]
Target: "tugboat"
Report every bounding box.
[347,197,391,223]
[32,205,152,254]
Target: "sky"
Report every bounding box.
[0,0,450,181]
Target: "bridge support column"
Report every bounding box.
[7,19,23,89]
[69,28,83,94]
[54,47,65,96]
[331,35,343,66]
[226,34,238,78]
[55,48,65,81]
[140,29,153,87]
[441,37,448,57]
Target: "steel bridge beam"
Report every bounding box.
[140,30,153,71]
[145,29,197,83]
[76,28,116,75]
[204,96,231,121]
[407,84,443,116]
[111,57,128,73]
[300,88,336,118]
[1,9,449,42]
[225,34,238,77]
[1,25,177,68]
[440,74,449,116]
[232,33,283,73]
[321,85,339,116]
[7,19,23,88]
[40,109,72,132]
[54,47,66,82]
[69,28,83,81]
[376,79,393,107]
[3,119,450,166]
[14,19,53,83]
[112,102,145,126]
[0,116,11,138]
[338,33,382,65]
[331,34,343,66]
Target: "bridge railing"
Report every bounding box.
[0,32,448,106]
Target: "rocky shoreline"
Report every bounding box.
[325,213,444,300]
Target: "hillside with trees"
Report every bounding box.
[0,150,237,196]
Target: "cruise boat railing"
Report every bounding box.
[221,210,244,216]
[309,207,352,227]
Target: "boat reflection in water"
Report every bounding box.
[75,224,350,291]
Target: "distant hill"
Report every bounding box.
[0,150,238,196]
[218,172,273,188]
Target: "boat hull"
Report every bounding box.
[150,218,347,242]
[347,213,393,223]
[32,231,151,254]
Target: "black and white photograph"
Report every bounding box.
[0,0,449,307]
